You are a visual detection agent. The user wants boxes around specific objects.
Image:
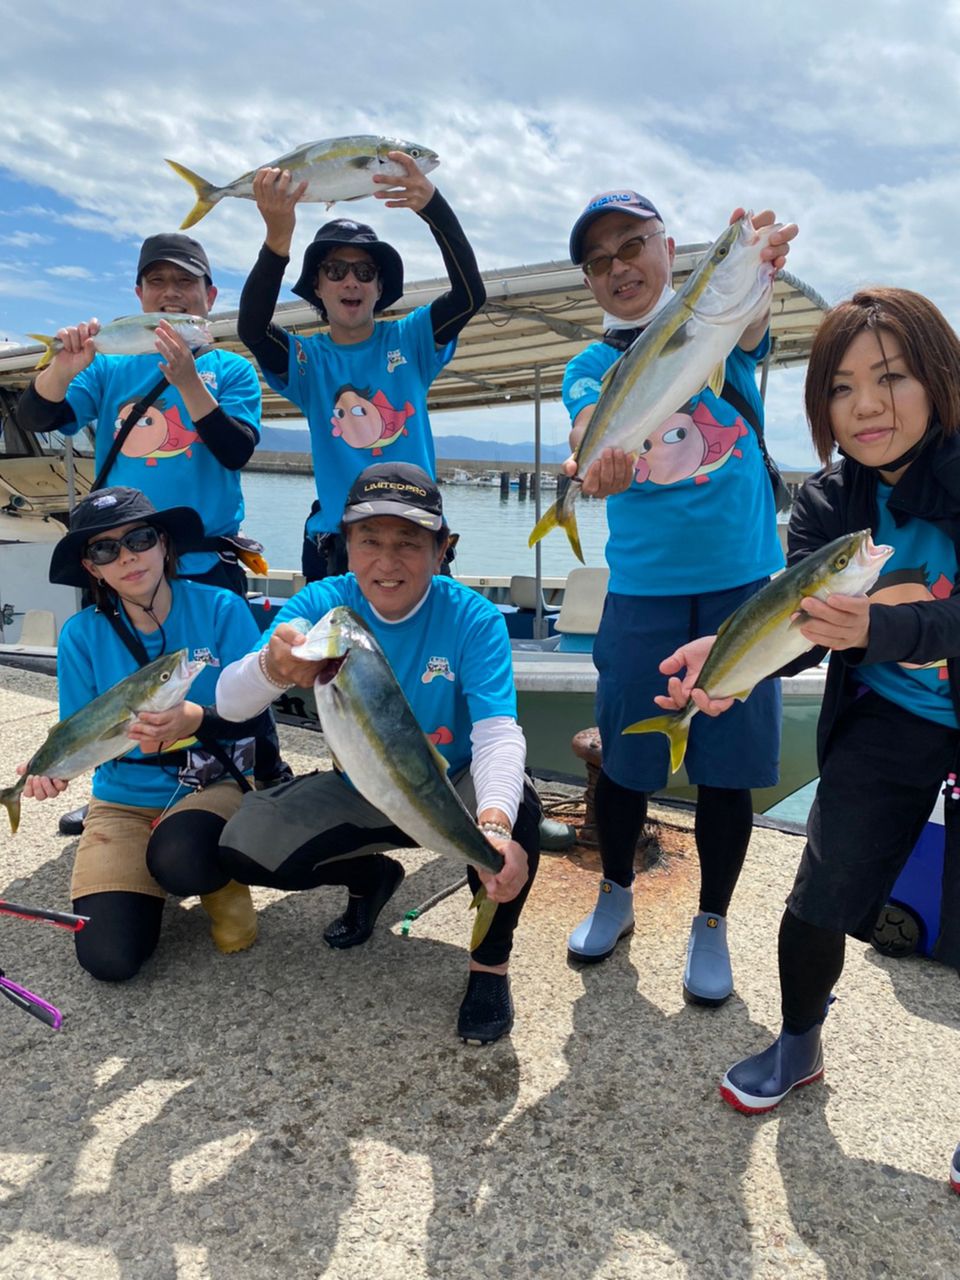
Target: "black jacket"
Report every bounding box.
[781,428,960,766]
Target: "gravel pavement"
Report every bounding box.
[1,664,958,1279]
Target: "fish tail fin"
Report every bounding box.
[165,159,218,228]
[622,713,691,774]
[528,498,584,563]
[469,886,498,951]
[0,786,21,834]
[27,333,56,370]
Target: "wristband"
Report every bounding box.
[479,821,512,842]
[258,646,288,690]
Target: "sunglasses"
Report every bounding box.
[582,229,665,278]
[318,259,379,284]
[85,525,160,565]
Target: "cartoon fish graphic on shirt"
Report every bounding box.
[330,386,415,454]
[633,399,748,489]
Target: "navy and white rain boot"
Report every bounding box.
[719,1022,825,1114]
[683,912,733,1006]
[950,1143,960,1195]
[567,878,634,963]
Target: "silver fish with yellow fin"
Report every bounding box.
[529,213,778,562]
[167,134,440,229]
[0,650,206,833]
[623,531,894,773]
[28,313,213,371]
[291,607,504,948]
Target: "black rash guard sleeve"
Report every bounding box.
[237,244,292,377]
[419,189,486,346]
[198,706,274,743]
[17,382,77,433]
[192,406,257,470]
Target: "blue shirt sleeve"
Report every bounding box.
[562,342,618,425]
[215,351,262,438]
[63,359,106,437]
[56,612,99,721]
[453,595,517,722]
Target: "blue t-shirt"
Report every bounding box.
[258,575,515,774]
[262,306,455,535]
[58,580,262,807]
[562,336,784,595]
[858,482,958,728]
[64,349,261,575]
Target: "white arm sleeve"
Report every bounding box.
[469,716,526,827]
[215,650,283,721]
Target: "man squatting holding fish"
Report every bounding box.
[561,190,798,1004]
[16,232,290,817]
[236,150,486,581]
[202,462,539,1045]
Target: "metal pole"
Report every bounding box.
[759,338,774,403]
[533,365,544,641]
[64,437,83,613]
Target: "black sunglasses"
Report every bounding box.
[318,259,379,284]
[583,229,665,278]
[85,525,160,565]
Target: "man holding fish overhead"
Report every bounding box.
[18,233,262,597]
[201,463,540,1045]
[560,190,798,1007]
[237,147,485,580]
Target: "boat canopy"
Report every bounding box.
[0,249,828,420]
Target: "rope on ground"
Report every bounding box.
[400,876,469,936]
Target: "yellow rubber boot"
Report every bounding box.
[200,881,257,954]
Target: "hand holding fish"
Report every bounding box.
[373,150,435,212]
[474,820,529,904]
[562,444,636,498]
[153,320,211,404]
[734,208,799,272]
[128,701,204,755]
[253,167,309,257]
[653,636,735,718]
[796,593,871,651]
[34,319,101,397]
[265,623,330,689]
[14,764,69,801]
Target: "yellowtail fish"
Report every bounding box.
[529,213,778,562]
[167,134,440,229]
[29,313,213,371]
[0,650,206,833]
[292,607,503,948]
[623,531,894,772]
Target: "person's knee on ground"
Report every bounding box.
[73,891,164,982]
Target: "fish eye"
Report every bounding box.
[834,554,849,570]
[716,246,729,258]
[410,148,421,158]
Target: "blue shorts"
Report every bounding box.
[594,584,782,793]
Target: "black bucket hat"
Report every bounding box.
[291,219,404,312]
[49,487,205,588]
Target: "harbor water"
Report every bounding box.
[240,470,610,578]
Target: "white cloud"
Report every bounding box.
[46,265,95,280]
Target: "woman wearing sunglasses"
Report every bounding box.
[236,148,485,581]
[16,486,267,981]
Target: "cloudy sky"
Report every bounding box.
[1,0,957,466]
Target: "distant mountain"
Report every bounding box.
[257,424,569,463]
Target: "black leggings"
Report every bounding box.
[596,771,753,914]
[72,892,164,982]
[778,908,846,1033]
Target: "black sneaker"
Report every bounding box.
[457,971,514,1045]
[59,804,88,837]
[323,857,405,949]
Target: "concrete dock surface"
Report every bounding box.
[1,663,958,1280]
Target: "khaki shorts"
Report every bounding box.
[71,782,245,901]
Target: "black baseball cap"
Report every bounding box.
[49,487,205,588]
[137,233,212,283]
[568,190,664,265]
[342,463,444,532]
[292,219,404,312]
